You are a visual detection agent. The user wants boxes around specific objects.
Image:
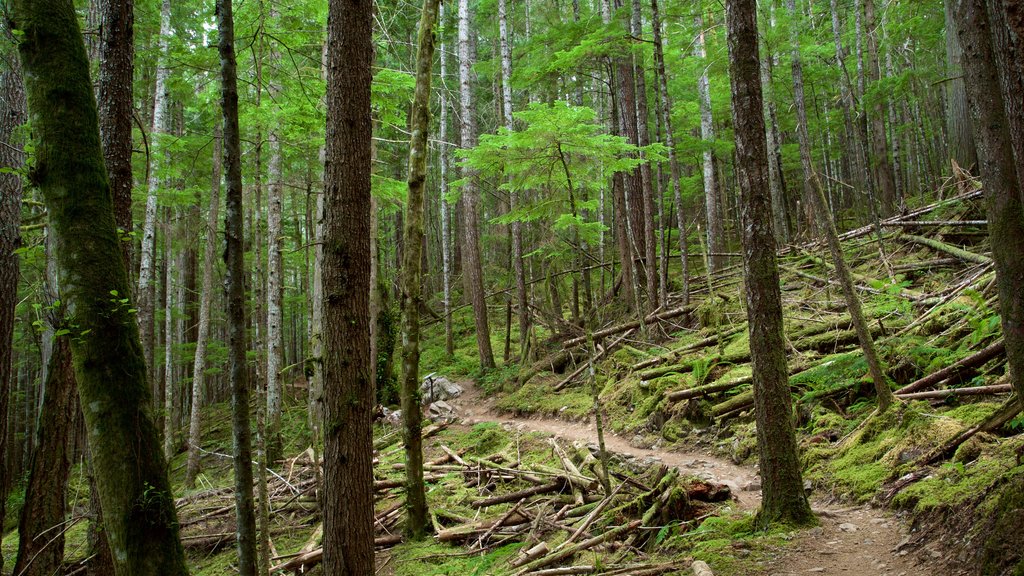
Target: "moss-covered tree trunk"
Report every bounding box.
[215,0,258,571]
[322,0,376,572]
[13,337,76,576]
[400,0,440,540]
[9,0,188,572]
[725,0,815,529]
[0,54,27,574]
[953,0,1024,402]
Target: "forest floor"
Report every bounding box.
[450,379,949,576]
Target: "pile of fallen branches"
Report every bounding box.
[269,434,731,575]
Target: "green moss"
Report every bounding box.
[495,381,592,419]
[392,539,524,576]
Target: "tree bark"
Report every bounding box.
[0,54,26,574]
[953,0,1024,400]
[185,124,222,487]
[13,337,76,576]
[10,0,189,569]
[322,0,376,572]
[400,0,440,540]
[137,0,173,392]
[725,0,814,528]
[216,0,258,570]
[97,0,135,269]
[459,0,496,369]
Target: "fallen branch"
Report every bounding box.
[560,305,696,349]
[895,340,1005,395]
[512,520,643,575]
[901,233,992,265]
[896,383,1012,400]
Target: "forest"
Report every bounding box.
[1,0,1023,574]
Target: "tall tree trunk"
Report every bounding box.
[401,0,440,540]
[499,0,531,358]
[459,0,496,369]
[944,0,978,172]
[953,0,1024,400]
[725,0,814,529]
[13,337,76,576]
[863,0,898,212]
[695,11,725,272]
[830,0,864,194]
[650,0,689,305]
[632,0,658,308]
[266,127,284,463]
[439,1,455,358]
[987,0,1024,201]
[185,125,222,488]
[137,0,173,393]
[163,210,176,458]
[216,0,258,571]
[759,53,788,244]
[0,56,26,573]
[97,0,135,269]
[786,0,895,411]
[10,0,189,570]
[322,0,376,572]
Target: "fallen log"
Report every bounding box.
[897,383,1013,400]
[915,398,1022,467]
[891,258,962,273]
[901,233,992,265]
[885,220,987,227]
[269,535,403,573]
[665,376,752,403]
[471,478,568,508]
[512,520,643,576]
[895,340,1005,394]
[632,326,745,371]
[560,305,696,349]
[436,512,531,543]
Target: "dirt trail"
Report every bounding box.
[448,380,953,576]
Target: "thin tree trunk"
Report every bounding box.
[10,0,189,569]
[163,210,176,458]
[650,0,689,306]
[439,1,455,358]
[0,55,26,574]
[216,0,258,570]
[459,0,496,369]
[266,127,284,463]
[953,0,1024,400]
[400,0,440,540]
[786,0,895,411]
[500,0,531,359]
[696,11,725,272]
[185,124,221,488]
[725,0,814,528]
[863,0,898,212]
[760,53,788,244]
[322,0,376,572]
[632,0,658,308]
[137,0,173,393]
